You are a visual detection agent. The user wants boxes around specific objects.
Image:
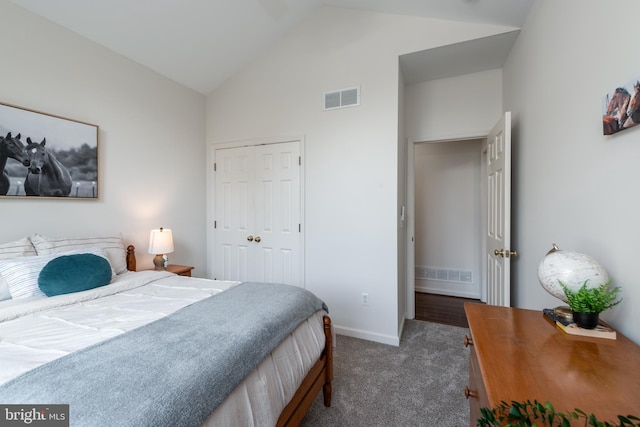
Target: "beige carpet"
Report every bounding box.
[301,320,471,427]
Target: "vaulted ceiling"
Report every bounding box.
[8,0,534,94]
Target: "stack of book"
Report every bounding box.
[543,308,617,339]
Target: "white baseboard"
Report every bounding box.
[415,282,479,299]
[334,325,400,347]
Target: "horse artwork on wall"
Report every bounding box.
[603,76,640,135]
[0,102,98,198]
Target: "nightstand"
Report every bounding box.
[165,264,194,277]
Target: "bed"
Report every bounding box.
[0,235,332,426]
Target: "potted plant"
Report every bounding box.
[477,399,640,426]
[559,280,622,329]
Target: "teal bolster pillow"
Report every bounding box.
[38,254,112,297]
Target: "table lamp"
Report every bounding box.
[148,227,174,271]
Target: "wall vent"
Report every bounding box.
[323,86,360,111]
[415,266,473,284]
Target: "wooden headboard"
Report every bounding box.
[126,245,137,272]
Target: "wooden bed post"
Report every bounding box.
[323,315,333,407]
[276,315,333,426]
[126,245,137,272]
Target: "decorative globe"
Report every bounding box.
[537,244,610,302]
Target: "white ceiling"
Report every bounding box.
[8,0,534,94]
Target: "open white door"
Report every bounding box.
[486,112,516,307]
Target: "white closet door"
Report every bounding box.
[214,141,302,286]
[253,142,301,285]
[215,146,254,282]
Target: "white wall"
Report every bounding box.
[504,0,640,343]
[207,6,516,344]
[0,1,207,274]
[405,69,503,141]
[413,140,482,298]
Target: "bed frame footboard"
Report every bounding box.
[276,315,333,427]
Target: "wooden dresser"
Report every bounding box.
[464,303,640,426]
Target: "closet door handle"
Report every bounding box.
[254,236,261,243]
[247,235,254,242]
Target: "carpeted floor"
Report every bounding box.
[301,320,471,427]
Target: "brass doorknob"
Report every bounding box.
[247,235,254,242]
[494,248,518,258]
[255,236,261,243]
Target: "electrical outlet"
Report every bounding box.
[361,293,369,306]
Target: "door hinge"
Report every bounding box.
[298,156,301,166]
[299,224,301,233]
[214,163,217,171]
[214,220,217,229]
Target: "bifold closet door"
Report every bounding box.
[214,141,301,286]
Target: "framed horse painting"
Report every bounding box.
[603,76,640,135]
[0,102,98,198]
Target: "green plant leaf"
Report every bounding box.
[478,400,640,427]
[559,280,622,313]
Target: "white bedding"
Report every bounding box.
[0,271,326,426]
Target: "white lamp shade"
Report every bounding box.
[148,228,174,255]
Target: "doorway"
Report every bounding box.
[406,111,513,317]
[405,133,488,320]
[413,138,483,299]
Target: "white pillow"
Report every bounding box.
[0,279,10,301]
[0,247,116,300]
[0,237,37,301]
[31,234,128,275]
[0,237,37,259]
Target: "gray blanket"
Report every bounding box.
[0,282,327,427]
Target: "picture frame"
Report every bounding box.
[603,76,640,135]
[0,102,99,198]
